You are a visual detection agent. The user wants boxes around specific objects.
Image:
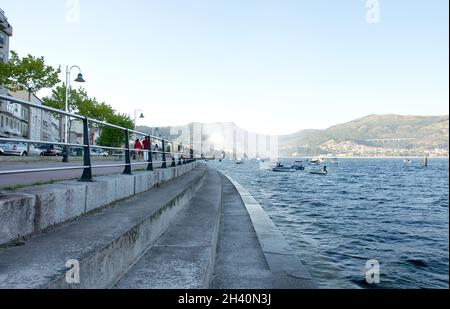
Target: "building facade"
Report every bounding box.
[0,8,13,94]
[0,8,18,138]
[10,90,60,142]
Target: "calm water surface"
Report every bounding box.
[208,158,449,289]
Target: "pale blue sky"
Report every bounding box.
[1,0,448,135]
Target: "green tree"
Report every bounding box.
[42,84,81,112]
[98,113,135,147]
[0,59,14,87]
[5,51,61,100]
[78,99,114,122]
[43,85,116,143]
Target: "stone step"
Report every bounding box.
[0,165,207,289]
[114,168,222,289]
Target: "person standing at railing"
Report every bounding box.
[134,138,143,160]
[153,140,159,161]
[142,136,149,161]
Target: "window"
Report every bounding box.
[1,115,3,128]
[0,33,5,47]
[0,52,4,63]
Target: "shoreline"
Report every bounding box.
[280,156,449,160]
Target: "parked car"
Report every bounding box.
[90,148,109,157]
[37,144,64,156]
[70,147,84,157]
[0,142,28,156]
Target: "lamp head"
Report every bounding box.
[74,73,86,83]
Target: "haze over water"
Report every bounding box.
[209,158,449,288]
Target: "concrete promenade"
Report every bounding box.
[0,163,316,289]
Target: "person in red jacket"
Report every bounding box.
[134,138,143,159]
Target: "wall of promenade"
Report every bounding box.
[0,162,199,246]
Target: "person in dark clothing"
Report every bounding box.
[142,137,150,161]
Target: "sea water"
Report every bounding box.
[208,158,449,289]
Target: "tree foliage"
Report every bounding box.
[43,84,134,147]
[42,84,81,113]
[0,51,60,99]
[98,113,135,147]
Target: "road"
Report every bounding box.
[0,159,163,189]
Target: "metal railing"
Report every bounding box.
[0,94,195,181]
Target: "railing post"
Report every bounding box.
[178,144,182,165]
[80,116,93,182]
[123,129,132,175]
[161,140,167,168]
[147,135,153,171]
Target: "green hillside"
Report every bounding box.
[279,115,449,157]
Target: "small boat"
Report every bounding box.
[291,164,305,171]
[272,163,294,172]
[404,159,412,164]
[272,167,295,173]
[308,160,321,165]
[309,170,328,175]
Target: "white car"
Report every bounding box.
[0,142,45,156]
[90,148,109,157]
[0,142,28,156]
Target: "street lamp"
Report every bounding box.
[134,109,145,130]
[133,109,145,129]
[63,65,85,163]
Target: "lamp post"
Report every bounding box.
[133,109,145,130]
[63,65,85,163]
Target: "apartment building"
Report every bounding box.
[0,8,13,93]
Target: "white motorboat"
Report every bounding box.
[272,166,295,173]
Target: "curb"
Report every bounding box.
[222,173,317,289]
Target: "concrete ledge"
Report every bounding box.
[222,173,317,289]
[0,193,36,245]
[114,168,222,289]
[0,162,199,246]
[0,164,206,289]
[17,183,87,233]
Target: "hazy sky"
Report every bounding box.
[1,0,448,135]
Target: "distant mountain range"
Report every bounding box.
[137,115,449,158]
[278,115,449,157]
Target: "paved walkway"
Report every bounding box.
[211,174,273,288]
